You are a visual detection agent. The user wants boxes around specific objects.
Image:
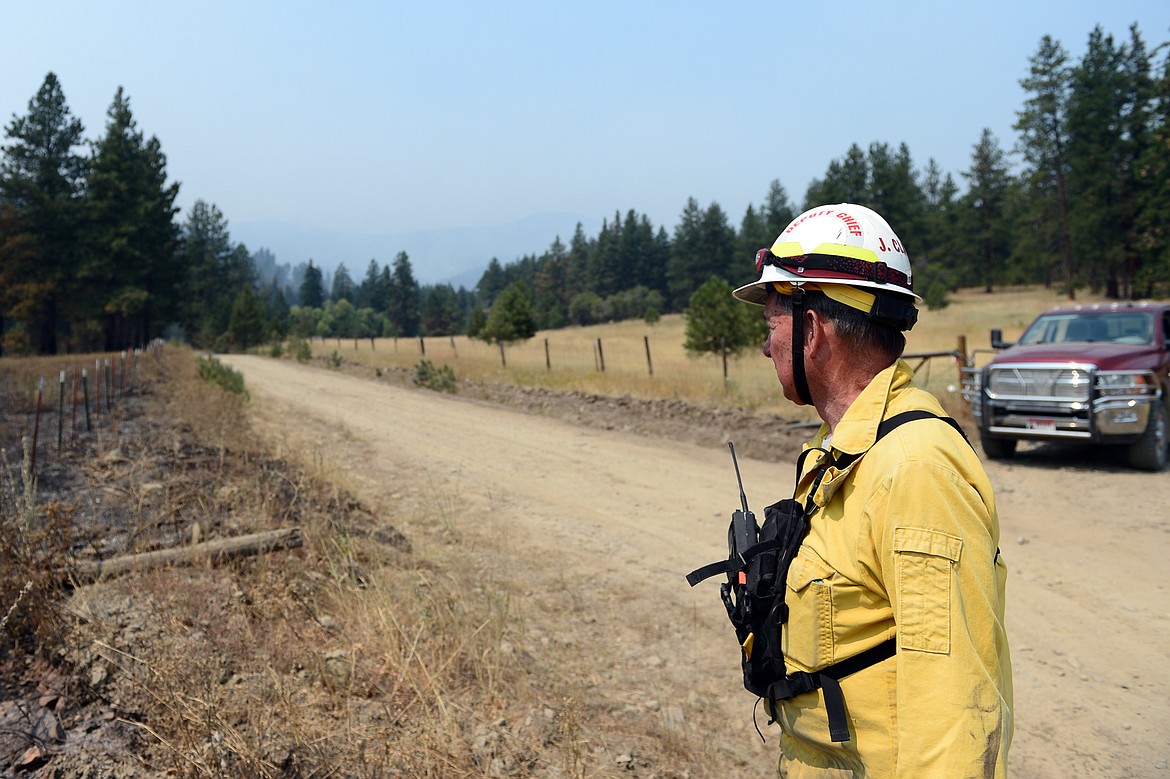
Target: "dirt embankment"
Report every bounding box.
[224,356,1169,779]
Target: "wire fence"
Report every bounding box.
[0,341,165,478]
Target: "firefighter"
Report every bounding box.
[732,203,1013,777]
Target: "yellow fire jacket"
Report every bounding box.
[773,360,1013,778]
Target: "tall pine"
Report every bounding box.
[83,87,180,349]
[0,73,87,353]
[1015,35,1076,296]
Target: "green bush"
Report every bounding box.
[412,359,457,393]
[196,354,248,398]
[327,351,344,369]
[924,279,951,311]
[268,341,284,358]
[288,338,312,362]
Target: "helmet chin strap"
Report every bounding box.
[790,286,814,406]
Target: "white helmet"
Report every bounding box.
[733,204,921,330]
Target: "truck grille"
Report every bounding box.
[985,365,1093,401]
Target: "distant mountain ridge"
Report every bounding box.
[233,212,600,289]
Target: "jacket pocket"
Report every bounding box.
[783,550,834,670]
[893,527,962,654]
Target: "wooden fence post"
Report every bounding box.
[31,378,43,474]
[644,335,653,376]
[498,340,507,367]
[71,367,79,443]
[82,368,92,432]
[544,338,551,371]
[597,338,605,372]
[57,371,65,454]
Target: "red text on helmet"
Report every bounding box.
[834,211,863,237]
[783,209,835,235]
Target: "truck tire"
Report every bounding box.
[980,432,1017,460]
[1127,404,1169,472]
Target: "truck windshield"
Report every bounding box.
[1018,312,1154,345]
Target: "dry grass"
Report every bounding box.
[311,285,1111,426]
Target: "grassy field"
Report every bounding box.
[310,285,1110,420]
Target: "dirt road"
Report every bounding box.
[225,355,1170,778]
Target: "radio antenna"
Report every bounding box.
[728,442,749,514]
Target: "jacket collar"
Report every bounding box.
[798,359,913,506]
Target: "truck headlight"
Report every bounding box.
[1096,372,1157,397]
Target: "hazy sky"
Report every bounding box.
[2,1,1167,280]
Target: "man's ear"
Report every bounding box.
[804,309,830,357]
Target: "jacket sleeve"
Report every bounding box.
[870,459,1012,778]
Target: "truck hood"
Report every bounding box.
[993,342,1164,371]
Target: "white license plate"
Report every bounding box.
[1026,418,1057,431]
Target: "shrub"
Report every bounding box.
[327,351,344,369]
[288,338,312,362]
[413,359,457,393]
[196,354,248,398]
[924,279,951,311]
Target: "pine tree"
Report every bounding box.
[666,197,706,308]
[358,259,382,310]
[299,261,326,309]
[532,237,568,329]
[0,204,41,353]
[1065,25,1153,297]
[178,200,241,343]
[961,129,1013,293]
[1015,34,1076,296]
[227,284,267,351]
[389,251,420,337]
[0,72,87,353]
[565,222,593,294]
[762,179,797,240]
[918,158,962,303]
[590,213,623,298]
[81,87,180,350]
[478,280,537,344]
[1134,40,1170,295]
[683,276,764,357]
[868,142,924,241]
[420,283,462,336]
[804,144,869,208]
[476,257,507,306]
[264,279,290,337]
[331,262,355,303]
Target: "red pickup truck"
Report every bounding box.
[962,301,1170,471]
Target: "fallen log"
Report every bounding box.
[68,527,303,584]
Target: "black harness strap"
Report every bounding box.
[833,409,969,471]
[767,638,898,742]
